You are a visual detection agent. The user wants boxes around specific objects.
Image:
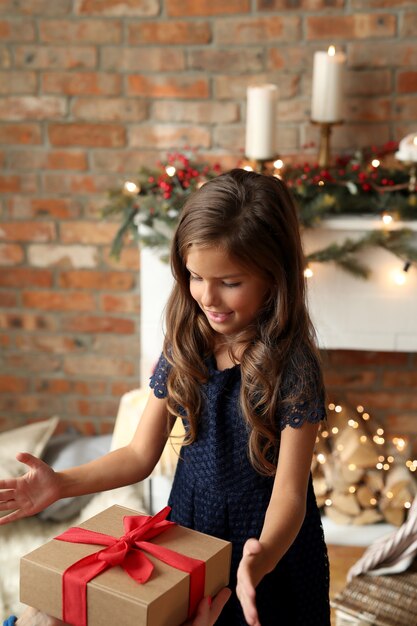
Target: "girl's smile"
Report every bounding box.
[186,245,270,337]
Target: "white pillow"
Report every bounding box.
[0,416,59,479]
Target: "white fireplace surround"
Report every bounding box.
[140,217,417,385]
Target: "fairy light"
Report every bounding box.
[362,412,370,420]
[376,462,383,470]
[348,419,359,429]
[123,180,140,195]
[336,444,344,452]
[377,428,384,436]
[371,159,381,168]
[165,165,176,177]
[274,158,284,170]
[370,497,377,506]
[349,486,356,494]
[356,405,364,413]
[304,266,314,278]
[325,498,332,506]
[404,501,411,509]
[360,435,367,443]
[321,430,329,438]
[393,437,406,451]
[348,463,357,471]
[383,463,390,470]
[393,262,411,286]
[387,455,394,463]
[382,212,393,225]
[386,491,393,499]
[317,453,326,464]
[378,455,385,462]
[331,427,339,434]
[335,405,342,413]
[328,403,335,411]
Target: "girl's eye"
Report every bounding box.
[189,274,202,281]
[223,282,241,288]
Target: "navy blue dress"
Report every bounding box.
[150,353,330,626]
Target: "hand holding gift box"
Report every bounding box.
[20,505,231,626]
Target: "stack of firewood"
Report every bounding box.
[312,403,417,526]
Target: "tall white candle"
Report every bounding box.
[245,84,278,160]
[311,46,346,123]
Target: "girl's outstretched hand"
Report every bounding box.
[236,538,266,626]
[0,452,61,525]
[184,588,232,626]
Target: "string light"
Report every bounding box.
[371,159,381,168]
[165,165,176,177]
[304,266,314,278]
[382,212,393,225]
[335,405,342,413]
[393,261,411,286]
[273,158,284,170]
[123,181,140,195]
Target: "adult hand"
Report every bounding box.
[15,607,67,626]
[183,588,232,626]
[236,538,266,626]
[0,453,61,524]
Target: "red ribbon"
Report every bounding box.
[55,506,205,626]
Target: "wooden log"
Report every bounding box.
[331,492,361,516]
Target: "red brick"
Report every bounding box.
[351,0,414,8]
[91,335,140,354]
[306,14,396,40]
[4,353,61,373]
[0,395,62,415]
[127,75,209,99]
[386,413,417,437]
[102,246,140,271]
[0,123,42,145]
[129,124,211,149]
[267,46,310,71]
[48,123,126,147]
[42,72,121,96]
[322,350,409,367]
[0,312,57,331]
[167,0,250,15]
[0,375,28,393]
[0,243,24,265]
[214,16,300,45]
[397,71,417,94]
[394,98,417,119]
[8,150,88,171]
[90,149,160,172]
[188,48,264,73]
[22,290,96,311]
[101,47,185,72]
[382,371,417,387]
[72,380,108,395]
[33,378,71,394]
[214,74,299,100]
[258,0,344,7]
[111,381,138,397]
[56,419,96,436]
[0,71,37,94]
[0,96,66,121]
[100,293,140,313]
[59,221,118,245]
[0,174,37,194]
[76,0,159,16]
[39,19,122,43]
[64,355,135,377]
[58,270,135,290]
[71,97,148,122]
[0,19,36,41]
[62,315,136,334]
[0,1,72,15]
[0,268,53,288]
[345,97,391,122]
[400,10,417,37]
[128,20,211,45]
[345,69,391,96]
[323,370,377,388]
[153,101,239,124]
[42,172,120,194]
[74,398,122,418]
[14,46,96,70]
[15,334,89,353]
[7,197,82,219]
[349,42,417,68]
[0,292,18,307]
[0,222,56,243]
[0,333,11,347]
[346,392,417,412]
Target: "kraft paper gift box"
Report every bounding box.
[20,504,232,626]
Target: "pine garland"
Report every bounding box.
[103,146,417,279]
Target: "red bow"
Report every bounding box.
[55,506,205,626]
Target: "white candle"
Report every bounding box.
[245,84,278,160]
[395,133,417,162]
[311,46,346,123]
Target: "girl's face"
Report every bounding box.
[186,245,270,338]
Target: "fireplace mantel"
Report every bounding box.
[139,217,417,384]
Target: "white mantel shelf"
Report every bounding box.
[139,217,417,384]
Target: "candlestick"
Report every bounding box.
[311,46,346,123]
[311,120,343,168]
[245,84,278,161]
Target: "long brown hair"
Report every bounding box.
[163,168,323,475]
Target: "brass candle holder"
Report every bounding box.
[245,156,280,175]
[311,120,343,168]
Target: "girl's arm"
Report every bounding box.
[236,420,320,626]
[0,392,171,525]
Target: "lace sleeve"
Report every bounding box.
[279,399,326,431]
[149,352,171,399]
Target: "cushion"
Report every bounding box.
[38,431,112,521]
[0,416,59,479]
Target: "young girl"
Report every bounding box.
[0,169,329,626]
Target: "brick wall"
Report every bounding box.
[1,0,416,436]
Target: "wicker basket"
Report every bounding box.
[332,559,417,626]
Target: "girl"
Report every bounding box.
[0,169,330,626]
